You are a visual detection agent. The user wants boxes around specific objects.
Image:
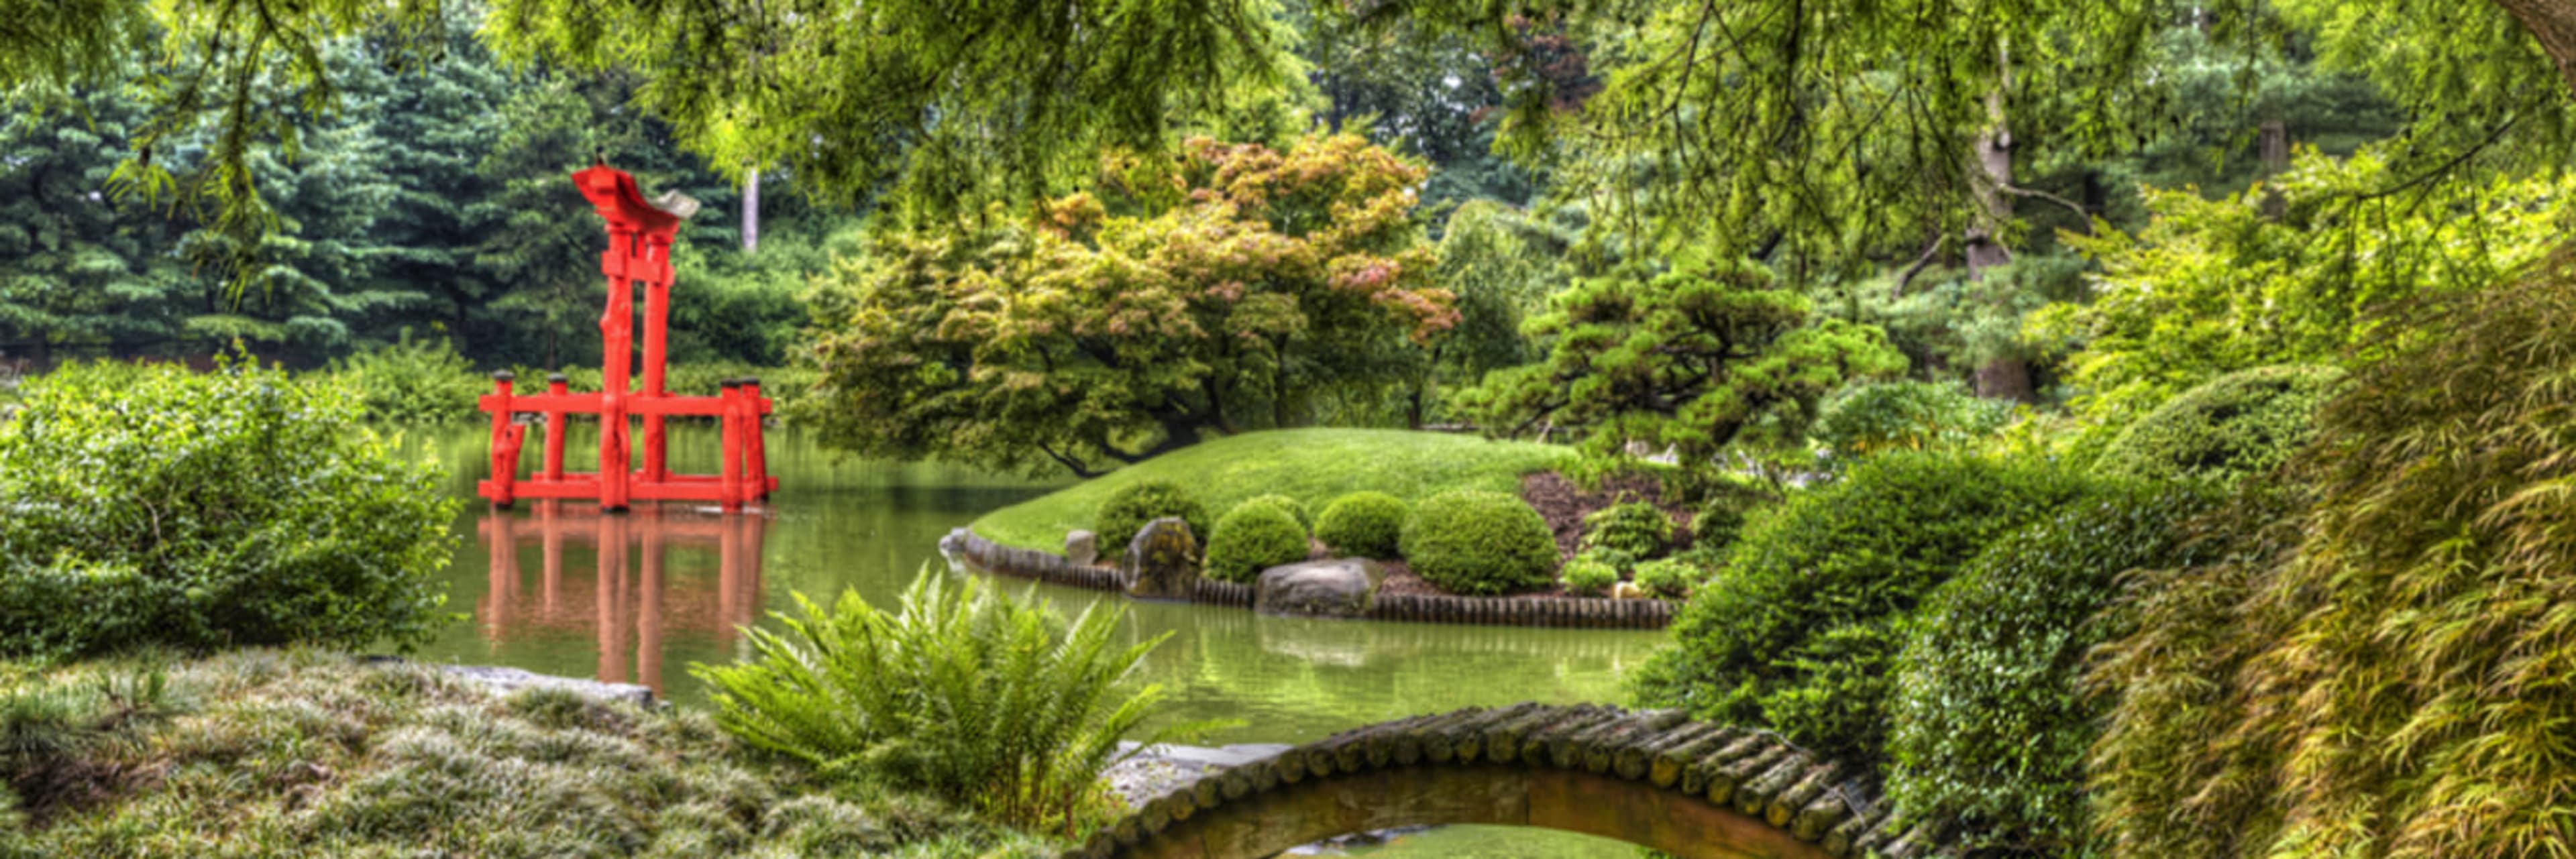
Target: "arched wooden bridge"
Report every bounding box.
[1067,704,1945,859]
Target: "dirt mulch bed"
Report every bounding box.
[1518,471,1697,561]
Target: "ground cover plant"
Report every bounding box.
[1580,502,1674,559]
[1398,490,1560,595]
[0,360,457,660]
[695,570,1219,837]
[972,428,1570,551]
[1633,451,2102,768]
[0,649,1051,858]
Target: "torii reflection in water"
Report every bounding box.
[477,502,769,695]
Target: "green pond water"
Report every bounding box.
[405,423,1663,857]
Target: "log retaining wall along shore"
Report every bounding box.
[938,527,1674,630]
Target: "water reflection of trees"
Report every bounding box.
[477,503,769,694]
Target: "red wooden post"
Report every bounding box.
[599,235,633,512]
[488,371,520,508]
[641,234,673,485]
[543,373,570,481]
[719,378,745,511]
[744,377,772,500]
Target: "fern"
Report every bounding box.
[693,568,1227,836]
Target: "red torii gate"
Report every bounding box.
[478,162,775,512]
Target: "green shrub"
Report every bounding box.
[1581,502,1673,559]
[1633,452,2103,769]
[1399,490,1559,596]
[1631,559,1700,599]
[1570,547,1638,573]
[1204,504,1311,583]
[1690,475,1781,551]
[326,329,484,424]
[0,360,458,660]
[1236,494,1313,534]
[1560,557,1619,597]
[1091,479,1210,549]
[1811,380,2010,461]
[2094,365,2344,486]
[696,570,1221,834]
[1316,492,1409,559]
[1887,482,2218,856]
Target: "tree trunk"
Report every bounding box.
[2495,0,2576,96]
[1963,64,2015,282]
[1975,354,2036,403]
[741,168,760,254]
[2259,118,2290,220]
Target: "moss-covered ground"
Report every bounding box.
[971,428,1576,551]
[0,650,1056,858]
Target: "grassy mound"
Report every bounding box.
[0,650,1053,858]
[972,429,1574,551]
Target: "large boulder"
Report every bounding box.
[1124,517,1201,600]
[1254,559,1387,619]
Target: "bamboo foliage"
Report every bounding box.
[694,568,1222,836]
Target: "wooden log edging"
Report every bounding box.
[938,528,1672,630]
[1065,703,1924,859]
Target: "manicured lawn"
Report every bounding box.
[971,428,1576,551]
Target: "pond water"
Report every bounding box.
[402,423,1664,857]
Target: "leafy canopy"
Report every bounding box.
[802,134,1456,477]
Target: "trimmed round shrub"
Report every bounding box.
[1316,492,1409,559]
[2094,364,2344,485]
[1631,559,1700,599]
[1888,482,2218,856]
[1632,452,2106,769]
[1691,475,1780,551]
[1580,502,1672,558]
[1398,490,1558,596]
[1091,479,1210,549]
[1560,557,1619,597]
[1203,503,1311,583]
[1237,494,1313,534]
[0,360,459,659]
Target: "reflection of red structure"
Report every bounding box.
[478,162,776,511]
[479,502,769,694]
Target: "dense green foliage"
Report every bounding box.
[697,571,1211,836]
[1886,483,2218,856]
[1461,251,1904,474]
[1089,480,1211,552]
[1398,490,1560,595]
[2090,253,2576,858]
[1629,559,1698,600]
[971,429,1570,551]
[1689,475,1780,551]
[1236,494,1313,534]
[1316,492,1410,559]
[327,332,485,424]
[803,135,1456,476]
[0,361,456,660]
[1559,556,1618,597]
[1633,453,2100,768]
[2094,365,2344,485]
[1811,380,2010,461]
[0,650,1050,856]
[1580,502,1673,559]
[1204,504,1311,583]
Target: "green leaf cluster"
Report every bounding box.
[1559,555,1618,597]
[324,329,484,424]
[1091,480,1212,552]
[1205,503,1311,583]
[1887,481,2220,856]
[1633,451,2101,769]
[2094,364,2344,486]
[694,570,1219,836]
[1398,489,1558,595]
[1579,502,1672,559]
[0,358,458,660]
[1315,491,1409,559]
[1811,380,2012,463]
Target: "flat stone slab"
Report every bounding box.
[437,665,657,707]
[1255,559,1386,619]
